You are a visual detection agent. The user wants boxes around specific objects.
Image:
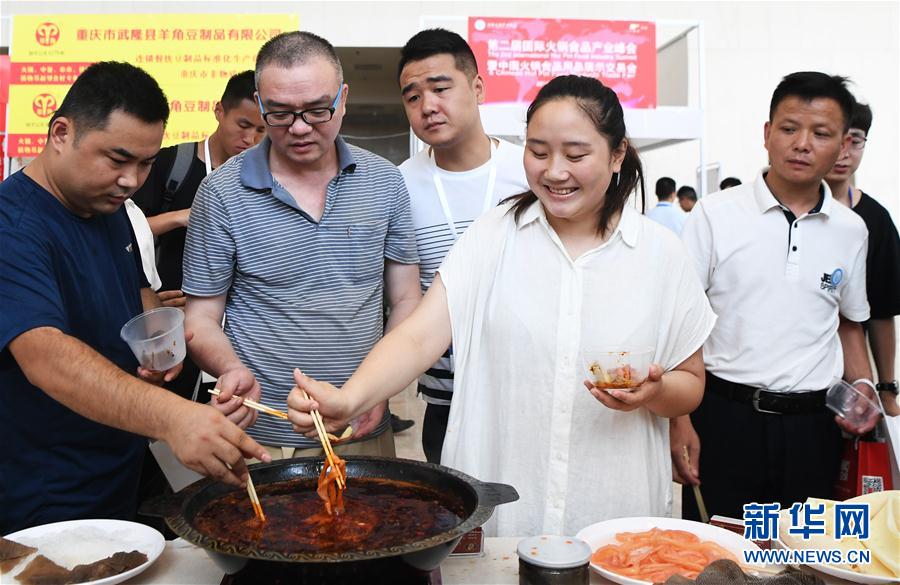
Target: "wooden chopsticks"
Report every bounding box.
[208,386,346,489]
[682,445,709,523]
[208,388,353,442]
[208,389,271,521]
[225,460,266,522]
[208,388,288,419]
[246,474,266,521]
[301,389,345,490]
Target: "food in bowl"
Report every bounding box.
[588,362,643,389]
[583,347,654,391]
[591,528,738,582]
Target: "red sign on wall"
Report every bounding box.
[468,17,656,108]
[1,54,9,133]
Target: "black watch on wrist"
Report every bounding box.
[876,380,899,395]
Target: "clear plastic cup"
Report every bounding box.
[825,378,881,427]
[120,307,186,372]
[582,346,654,392]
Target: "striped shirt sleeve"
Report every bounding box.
[182,176,236,297]
[383,169,419,265]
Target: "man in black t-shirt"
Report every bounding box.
[825,101,900,415]
[133,70,265,298]
[0,62,269,533]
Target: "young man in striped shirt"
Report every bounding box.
[183,32,421,460]
[398,29,529,462]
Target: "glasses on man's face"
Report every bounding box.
[257,82,344,127]
[849,134,868,151]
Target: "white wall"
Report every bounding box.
[2,0,898,219]
[644,1,899,222]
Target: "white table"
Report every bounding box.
[130,537,860,584]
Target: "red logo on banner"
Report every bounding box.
[32,93,58,117]
[35,22,61,46]
[468,17,657,108]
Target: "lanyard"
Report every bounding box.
[203,138,213,176]
[431,139,498,240]
[847,186,854,208]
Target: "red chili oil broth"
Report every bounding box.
[193,477,467,554]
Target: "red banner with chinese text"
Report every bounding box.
[1,54,9,134]
[468,17,656,108]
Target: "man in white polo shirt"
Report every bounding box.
[672,72,879,521]
[397,29,529,463]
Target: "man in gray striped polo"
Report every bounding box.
[182,31,421,460]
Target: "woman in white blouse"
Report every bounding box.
[287,76,716,537]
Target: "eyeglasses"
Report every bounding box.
[849,134,867,151]
[257,82,344,127]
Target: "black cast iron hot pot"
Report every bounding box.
[141,456,519,584]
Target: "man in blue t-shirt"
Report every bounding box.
[0,62,269,534]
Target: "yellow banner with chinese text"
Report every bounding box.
[8,14,298,157]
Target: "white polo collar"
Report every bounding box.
[752,167,833,217]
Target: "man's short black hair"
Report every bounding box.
[49,61,169,140]
[398,28,478,82]
[220,70,257,112]
[719,177,742,190]
[677,185,697,201]
[255,31,342,87]
[850,101,873,135]
[655,177,676,199]
[769,72,854,132]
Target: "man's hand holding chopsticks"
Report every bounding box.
[209,365,260,429]
[163,400,271,487]
[287,368,353,438]
[669,415,701,486]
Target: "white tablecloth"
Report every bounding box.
[129,538,860,584]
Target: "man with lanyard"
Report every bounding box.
[184,31,420,460]
[397,29,529,463]
[132,70,264,401]
[647,176,686,235]
[671,72,879,520]
[824,100,900,416]
[0,62,269,534]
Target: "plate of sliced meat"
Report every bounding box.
[576,517,764,584]
[1,519,164,585]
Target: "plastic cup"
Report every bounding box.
[120,307,186,372]
[582,346,654,392]
[825,378,881,427]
